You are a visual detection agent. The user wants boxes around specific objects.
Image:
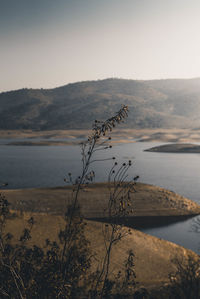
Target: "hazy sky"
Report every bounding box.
[1,0,200,91]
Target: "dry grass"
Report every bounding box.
[5,211,198,289]
[3,183,200,217]
[4,182,200,289]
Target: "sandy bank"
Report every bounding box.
[2,128,200,144]
[6,140,78,146]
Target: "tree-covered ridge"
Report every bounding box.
[1,78,200,130]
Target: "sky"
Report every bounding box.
[1,0,200,91]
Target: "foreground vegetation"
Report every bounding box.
[0,106,139,298]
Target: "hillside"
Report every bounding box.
[5,182,200,289]
[5,213,198,289]
[1,78,200,130]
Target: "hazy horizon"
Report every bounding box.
[1,0,200,92]
[3,76,200,93]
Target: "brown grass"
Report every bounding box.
[5,211,198,289]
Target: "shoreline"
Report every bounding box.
[90,214,199,230]
[1,128,200,144]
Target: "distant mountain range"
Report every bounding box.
[1,78,200,130]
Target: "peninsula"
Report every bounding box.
[145,143,200,153]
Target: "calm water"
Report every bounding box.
[1,141,200,252]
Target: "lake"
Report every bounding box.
[1,140,200,252]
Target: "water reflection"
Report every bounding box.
[142,215,200,253]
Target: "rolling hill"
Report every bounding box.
[1,78,200,130]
